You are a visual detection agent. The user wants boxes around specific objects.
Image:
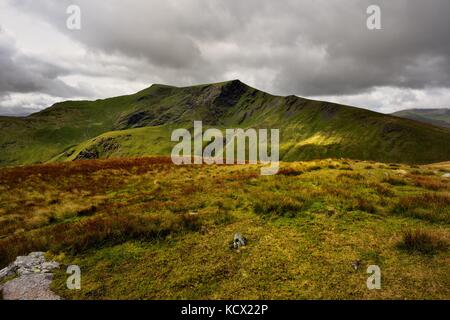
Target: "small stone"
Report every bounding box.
[442,173,450,178]
[232,233,247,250]
[351,260,361,271]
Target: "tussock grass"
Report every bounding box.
[399,229,448,254]
[0,212,202,267]
[337,173,365,181]
[369,182,394,197]
[253,195,306,218]
[277,168,304,176]
[409,175,448,191]
[392,193,450,223]
[383,176,408,186]
[354,198,377,214]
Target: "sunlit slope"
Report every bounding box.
[1,80,450,166]
[49,126,176,162]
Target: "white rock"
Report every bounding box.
[29,252,45,259]
[17,267,33,276]
[1,274,61,300]
[41,261,60,272]
[0,266,14,280]
[0,252,62,300]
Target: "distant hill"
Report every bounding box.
[1,80,450,167]
[391,108,450,129]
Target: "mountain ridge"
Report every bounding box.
[391,108,450,129]
[1,80,450,167]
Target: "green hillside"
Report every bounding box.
[392,108,450,129]
[1,80,450,166]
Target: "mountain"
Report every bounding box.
[391,108,450,129]
[1,80,450,167]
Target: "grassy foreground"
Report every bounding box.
[0,157,449,299]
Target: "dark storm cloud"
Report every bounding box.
[0,35,88,97]
[2,0,450,114]
[271,0,450,95]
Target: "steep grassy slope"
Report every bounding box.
[49,126,176,162]
[0,95,138,166]
[392,108,450,129]
[1,80,450,166]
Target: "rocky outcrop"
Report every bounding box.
[1,274,61,300]
[0,252,61,300]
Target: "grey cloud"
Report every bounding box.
[4,0,450,106]
[0,34,91,97]
[0,105,40,117]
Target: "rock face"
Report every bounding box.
[0,252,61,300]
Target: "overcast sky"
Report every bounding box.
[1,0,450,116]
